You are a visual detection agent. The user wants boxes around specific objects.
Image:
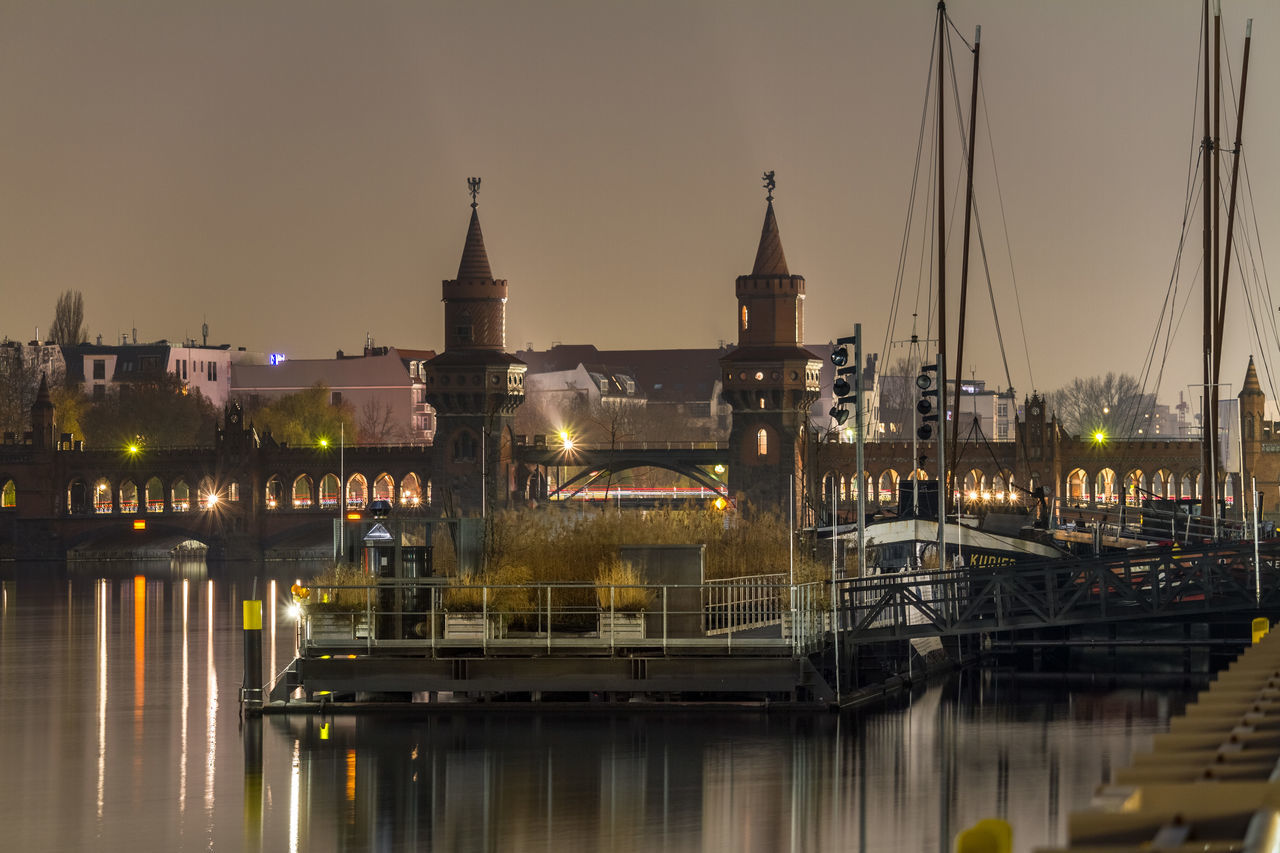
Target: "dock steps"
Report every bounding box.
[1040,618,1280,852]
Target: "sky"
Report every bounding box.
[2,1,1278,406]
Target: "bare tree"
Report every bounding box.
[48,290,88,346]
[875,356,923,439]
[1048,372,1149,438]
[0,342,65,436]
[357,398,406,444]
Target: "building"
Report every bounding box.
[231,348,419,445]
[63,340,261,408]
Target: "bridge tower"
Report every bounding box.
[1239,356,1268,514]
[719,175,822,518]
[422,179,526,516]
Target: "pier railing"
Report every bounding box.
[298,576,830,657]
[839,540,1280,643]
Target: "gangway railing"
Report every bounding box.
[839,541,1280,644]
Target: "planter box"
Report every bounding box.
[309,612,368,642]
[444,612,506,640]
[600,611,646,641]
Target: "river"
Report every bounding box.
[0,561,1196,852]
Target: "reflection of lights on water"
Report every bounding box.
[179,579,189,814]
[289,740,301,853]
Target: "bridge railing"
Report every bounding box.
[298,575,829,656]
[839,541,1280,643]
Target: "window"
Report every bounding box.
[756,427,768,456]
[208,362,217,381]
[93,385,105,400]
[92,359,106,380]
[455,325,474,344]
[453,431,477,461]
[997,403,1008,418]
[741,305,749,331]
[331,391,343,406]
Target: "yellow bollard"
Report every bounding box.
[955,818,1012,853]
[1254,617,1270,645]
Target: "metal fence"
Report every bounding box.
[298,576,830,657]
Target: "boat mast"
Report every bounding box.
[951,24,981,487]
[935,1,948,565]
[1215,20,1253,379]
[1200,0,1218,529]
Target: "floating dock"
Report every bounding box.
[1045,617,1280,851]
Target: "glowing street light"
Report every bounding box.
[1093,430,1108,445]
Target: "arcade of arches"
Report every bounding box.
[41,470,431,516]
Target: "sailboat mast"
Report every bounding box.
[935,1,948,565]
[1216,20,1253,372]
[1200,0,1218,525]
[951,25,981,481]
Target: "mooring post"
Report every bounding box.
[242,599,264,714]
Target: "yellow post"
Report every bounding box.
[1253,617,1270,645]
[955,818,1012,853]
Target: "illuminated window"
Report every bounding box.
[756,427,768,456]
[741,305,749,331]
[1,479,15,508]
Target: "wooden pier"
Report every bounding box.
[1044,618,1280,851]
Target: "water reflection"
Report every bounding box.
[0,566,1195,853]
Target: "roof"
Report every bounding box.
[231,351,412,392]
[455,208,493,280]
[720,344,821,364]
[517,344,729,403]
[425,349,525,368]
[1243,356,1263,396]
[751,201,789,276]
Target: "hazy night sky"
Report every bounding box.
[2,1,1277,403]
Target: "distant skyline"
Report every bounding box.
[2,1,1277,408]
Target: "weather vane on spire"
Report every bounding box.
[467,176,481,209]
[762,170,776,202]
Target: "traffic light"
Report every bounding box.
[916,361,939,440]
[829,334,860,427]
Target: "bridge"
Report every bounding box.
[515,439,729,498]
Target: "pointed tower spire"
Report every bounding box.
[457,177,493,280]
[1243,355,1263,395]
[752,171,789,276]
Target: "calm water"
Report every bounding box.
[0,564,1193,853]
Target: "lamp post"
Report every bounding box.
[339,421,345,560]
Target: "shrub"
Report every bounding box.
[594,556,653,612]
[305,563,371,612]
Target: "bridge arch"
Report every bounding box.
[144,476,164,512]
[346,473,368,509]
[171,478,191,512]
[1123,469,1144,505]
[555,459,729,500]
[292,474,313,509]
[1066,468,1088,505]
[2,478,15,508]
[398,473,422,507]
[372,472,395,504]
[319,474,340,508]
[877,469,899,504]
[1094,468,1117,504]
[92,478,113,514]
[119,478,139,513]
[265,475,284,510]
